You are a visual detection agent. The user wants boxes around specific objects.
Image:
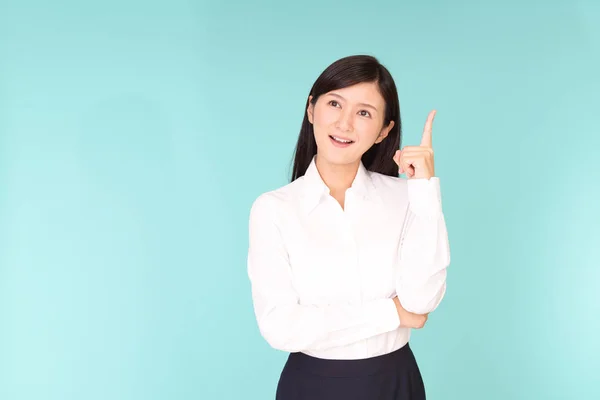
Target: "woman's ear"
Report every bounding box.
[307,95,314,124]
[375,120,395,144]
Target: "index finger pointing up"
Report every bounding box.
[420,109,436,148]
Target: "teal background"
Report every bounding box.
[1,0,599,399]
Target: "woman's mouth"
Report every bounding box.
[329,135,354,148]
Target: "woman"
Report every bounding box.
[247,55,450,399]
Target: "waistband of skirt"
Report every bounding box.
[285,342,416,378]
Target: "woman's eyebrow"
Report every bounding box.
[328,93,378,111]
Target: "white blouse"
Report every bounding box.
[247,156,450,360]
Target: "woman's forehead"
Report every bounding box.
[325,83,384,105]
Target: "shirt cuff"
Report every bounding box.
[407,177,442,218]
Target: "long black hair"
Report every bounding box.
[290,55,402,182]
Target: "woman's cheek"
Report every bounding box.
[354,120,378,140]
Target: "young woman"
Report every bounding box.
[247,55,450,400]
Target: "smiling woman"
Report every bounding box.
[307,83,394,162]
[247,55,450,400]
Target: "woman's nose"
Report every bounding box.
[336,111,353,132]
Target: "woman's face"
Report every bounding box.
[307,81,394,167]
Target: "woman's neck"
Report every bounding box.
[315,154,360,200]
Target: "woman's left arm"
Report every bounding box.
[395,177,450,315]
[393,110,450,315]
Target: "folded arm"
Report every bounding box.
[247,194,401,353]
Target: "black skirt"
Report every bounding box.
[276,342,426,400]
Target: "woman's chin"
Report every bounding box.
[317,151,362,167]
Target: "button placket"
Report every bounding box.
[343,192,363,305]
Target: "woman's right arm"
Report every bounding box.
[247,194,426,353]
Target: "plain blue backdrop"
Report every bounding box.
[1,0,599,399]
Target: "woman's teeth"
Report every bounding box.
[330,136,353,143]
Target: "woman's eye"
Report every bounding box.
[359,110,371,118]
[328,100,340,108]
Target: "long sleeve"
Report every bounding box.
[395,177,450,315]
[247,194,400,353]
